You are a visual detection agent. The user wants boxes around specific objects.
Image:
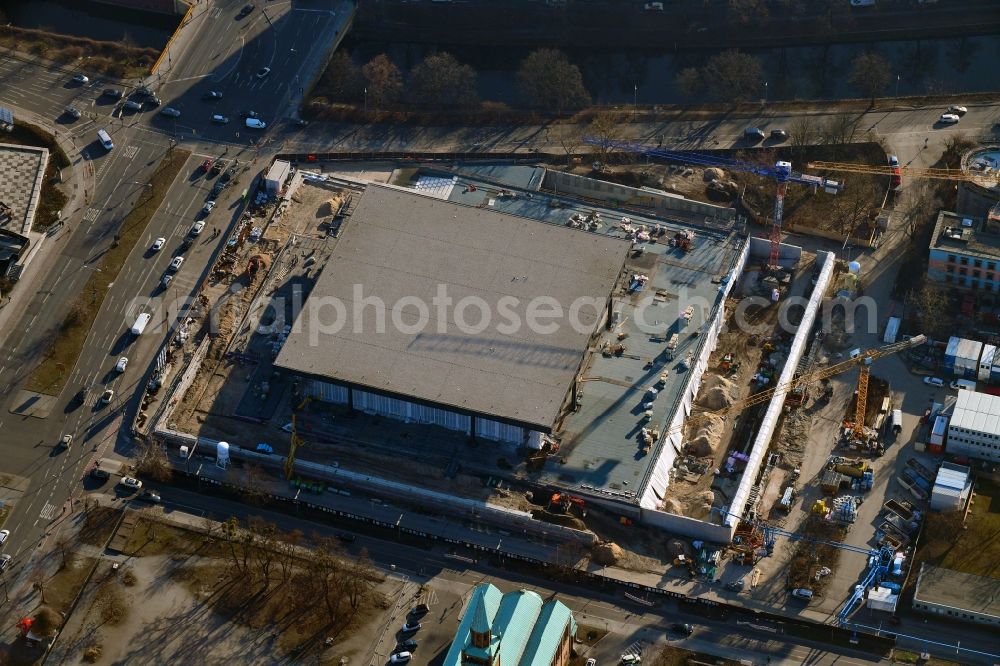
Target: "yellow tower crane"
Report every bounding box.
[284,395,313,480]
[806,161,999,186]
[662,335,927,439]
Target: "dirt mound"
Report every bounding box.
[687,491,716,520]
[686,413,724,456]
[698,375,736,410]
[592,541,624,565]
[662,498,684,515]
[704,167,724,182]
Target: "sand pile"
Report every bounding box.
[698,375,736,410]
[686,413,724,456]
[592,541,624,565]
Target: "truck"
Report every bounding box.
[131,312,151,336]
[665,333,678,360]
[950,378,976,391]
[778,486,795,512]
[883,316,901,344]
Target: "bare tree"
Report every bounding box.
[516,48,590,114]
[674,67,702,100]
[361,54,403,109]
[588,110,626,164]
[135,440,172,483]
[408,52,478,109]
[32,606,61,637]
[818,113,860,146]
[789,115,818,150]
[248,517,278,589]
[907,283,951,340]
[728,0,769,24]
[701,49,763,102]
[55,536,75,570]
[848,51,891,106]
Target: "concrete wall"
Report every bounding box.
[748,236,802,268]
[541,170,736,227]
[723,250,836,529]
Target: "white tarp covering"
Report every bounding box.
[867,586,898,612]
[353,388,472,434]
[308,380,349,404]
[475,418,524,444]
[723,250,836,528]
[640,240,750,509]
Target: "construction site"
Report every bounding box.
[133,144,942,629]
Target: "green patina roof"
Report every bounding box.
[443,584,575,666]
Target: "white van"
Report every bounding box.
[131,312,151,336]
[891,409,903,435]
[97,128,114,151]
[950,378,976,391]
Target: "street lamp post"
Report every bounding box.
[895,74,900,98]
[633,84,637,119]
[364,87,368,114]
[764,81,768,104]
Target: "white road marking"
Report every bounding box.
[39,502,59,520]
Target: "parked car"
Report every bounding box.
[191,220,205,236]
[586,659,596,666]
[58,434,73,450]
[621,654,641,664]
[409,604,429,617]
[0,530,9,546]
[161,274,173,288]
[396,638,418,651]
[245,118,266,129]
[135,85,154,97]
[160,107,181,118]
[791,588,814,600]
[389,653,411,664]
[119,476,142,491]
[151,237,165,252]
[0,554,11,572]
[64,106,82,120]
[946,105,967,116]
[140,490,161,503]
[924,376,944,387]
[146,96,162,107]
[241,110,260,119]
[238,3,255,17]
[72,73,89,84]
[211,114,230,124]
[644,2,664,10]
[938,113,960,124]
[202,200,216,215]
[256,67,271,79]
[123,100,142,112]
[91,464,110,480]
[101,389,114,404]
[200,158,214,173]
[115,357,128,373]
[103,88,123,99]
[203,91,223,100]
[769,129,788,141]
[401,621,421,633]
[169,256,184,272]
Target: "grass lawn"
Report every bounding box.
[26,149,190,395]
[932,479,1000,578]
[45,556,98,615]
[0,25,160,78]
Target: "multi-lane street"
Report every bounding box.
[0,0,354,588]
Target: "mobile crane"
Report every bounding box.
[582,138,842,266]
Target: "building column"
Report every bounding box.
[347,385,354,411]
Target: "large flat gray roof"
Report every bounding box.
[275,185,631,430]
[914,564,1000,620]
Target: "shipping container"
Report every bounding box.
[991,364,1000,384]
[930,414,948,447]
[954,338,982,378]
[980,344,997,382]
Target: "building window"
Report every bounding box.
[989,262,997,271]
[974,259,983,268]
[947,265,955,274]
[959,267,968,276]
[961,257,969,265]
[962,278,969,286]
[974,270,982,279]
[949,255,957,263]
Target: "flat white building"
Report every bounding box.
[946,389,1000,463]
[930,462,971,512]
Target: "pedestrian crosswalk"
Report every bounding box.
[39,502,58,520]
